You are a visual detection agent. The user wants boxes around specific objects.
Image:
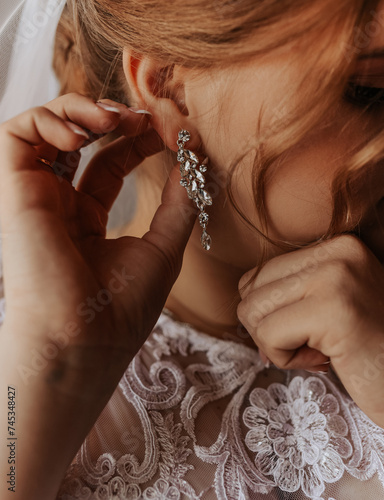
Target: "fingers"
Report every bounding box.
[54,98,153,187]
[0,106,88,171]
[0,93,130,181]
[237,274,307,328]
[258,336,330,372]
[0,93,155,220]
[44,94,121,135]
[43,95,152,186]
[249,297,331,370]
[239,234,367,296]
[44,95,151,140]
[77,127,164,212]
[285,346,331,373]
[0,110,86,230]
[236,238,349,373]
[237,270,332,372]
[239,240,337,294]
[142,162,198,281]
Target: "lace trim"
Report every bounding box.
[45,310,384,499]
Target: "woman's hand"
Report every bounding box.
[0,93,196,499]
[237,235,384,428]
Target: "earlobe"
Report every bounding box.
[122,48,200,152]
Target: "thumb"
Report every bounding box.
[143,162,198,279]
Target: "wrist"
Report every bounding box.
[0,332,125,499]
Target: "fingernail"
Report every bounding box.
[307,369,328,375]
[96,102,122,114]
[128,108,152,116]
[64,121,89,139]
[259,350,271,369]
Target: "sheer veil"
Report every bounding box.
[0,0,66,124]
[0,0,137,228]
[0,0,66,321]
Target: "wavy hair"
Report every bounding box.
[54,0,384,277]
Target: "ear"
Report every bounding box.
[122,49,202,153]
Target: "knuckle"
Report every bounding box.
[32,105,49,117]
[237,301,257,330]
[237,302,256,334]
[236,300,246,322]
[344,234,367,258]
[256,317,269,341]
[66,91,81,98]
[332,234,367,260]
[31,106,54,128]
[237,300,254,330]
[63,91,86,102]
[321,258,353,286]
[330,289,360,326]
[238,270,256,293]
[256,260,274,284]
[238,292,271,331]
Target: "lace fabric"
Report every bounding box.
[1,239,384,499]
[48,308,384,500]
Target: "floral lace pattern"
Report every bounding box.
[0,254,380,500]
[243,378,353,497]
[1,223,384,499]
[54,310,384,500]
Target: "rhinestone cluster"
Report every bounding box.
[177,130,212,251]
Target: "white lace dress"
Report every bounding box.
[1,245,384,499]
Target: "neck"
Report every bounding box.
[116,155,257,349]
[165,233,254,348]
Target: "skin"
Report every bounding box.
[119,11,384,340]
[117,2,384,421]
[2,3,384,499]
[0,97,195,499]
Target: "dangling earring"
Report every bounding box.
[177,130,212,251]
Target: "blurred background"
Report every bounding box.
[0,0,137,232]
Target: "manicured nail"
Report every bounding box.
[96,102,122,114]
[64,121,89,139]
[307,369,328,375]
[259,350,271,369]
[128,107,152,116]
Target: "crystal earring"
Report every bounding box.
[177,130,212,251]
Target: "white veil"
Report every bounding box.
[0,0,66,123]
[0,0,66,316]
[0,0,137,229]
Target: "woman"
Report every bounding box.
[1,0,384,498]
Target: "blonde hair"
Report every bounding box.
[54,0,384,269]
